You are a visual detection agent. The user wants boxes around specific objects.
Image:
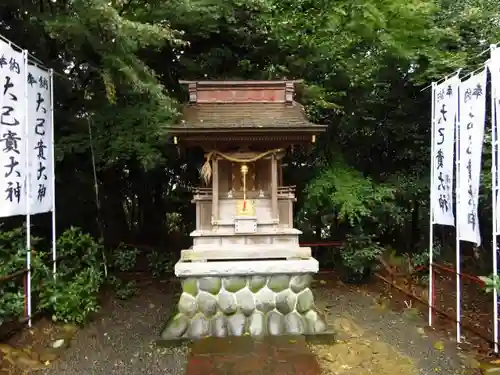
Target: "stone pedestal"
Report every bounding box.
[161,260,327,340]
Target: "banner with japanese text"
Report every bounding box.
[458,69,487,245]
[432,76,459,226]
[27,64,53,214]
[0,40,27,218]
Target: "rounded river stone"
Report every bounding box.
[212,313,227,337]
[275,289,297,315]
[249,276,267,292]
[304,309,327,334]
[218,290,237,314]
[160,313,188,339]
[182,278,198,296]
[248,311,266,337]
[178,292,197,317]
[198,277,222,294]
[187,313,211,339]
[290,274,312,293]
[235,288,256,316]
[296,288,314,313]
[285,311,306,335]
[255,287,276,313]
[227,312,247,336]
[267,310,285,336]
[267,275,291,293]
[223,276,247,292]
[197,291,218,317]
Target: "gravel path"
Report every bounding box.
[38,278,476,375]
[312,282,476,375]
[41,280,188,375]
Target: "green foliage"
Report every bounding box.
[479,274,500,294]
[340,232,384,274]
[108,276,138,300]
[304,158,396,227]
[0,227,48,325]
[41,267,102,325]
[40,228,104,325]
[111,243,139,272]
[147,250,174,278]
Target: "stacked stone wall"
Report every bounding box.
[161,274,326,340]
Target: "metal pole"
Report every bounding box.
[490,44,499,353]
[23,50,32,327]
[49,69,56,279]
[429,82,436,326]
[456,76,462,344]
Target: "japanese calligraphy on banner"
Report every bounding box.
[27,65,53,214]
[0,40,27,218]
[432,76,459,226]
[490,46,500,234]
[458,69,487,245]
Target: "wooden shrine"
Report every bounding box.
[161,80,328,340]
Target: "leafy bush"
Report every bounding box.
[340,232,384,274]
[0,226,48,325]
[40,227,105,324]
[40,267,102,324]
[108,276,137,300]
[111,243,139,272]
[147,250,174,277]
[304,159,397,228]
[479,274,500,294]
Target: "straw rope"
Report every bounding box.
[200,149,283,184]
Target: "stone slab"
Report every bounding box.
[174,259,318,277]
[185,335,321,375]
[190,228,302,237]
[180,247,312,261]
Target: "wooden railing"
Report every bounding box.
[192,187,212,197]
[277,185,295,198]
[192,186,295,199]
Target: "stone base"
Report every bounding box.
[160,273,327,340]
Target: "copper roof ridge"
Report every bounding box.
[178,79,303,86]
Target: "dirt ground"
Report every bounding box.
[0,272,497,375]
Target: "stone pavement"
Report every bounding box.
[185,335,322,375]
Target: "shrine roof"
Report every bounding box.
[176,102,323,129]
[169,80,327,133]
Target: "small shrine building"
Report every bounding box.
[161,80,328,340]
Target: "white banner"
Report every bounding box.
[458,69,487,245]
[490,46,500,234]
[27,65,53,214]
[432,76,459,226]
[0,41,27,218]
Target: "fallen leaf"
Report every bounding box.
[491,359,500,365]
[433,341,445,351]
[319,280,326,285]
[51,339,65,349]
[289,340,296,344]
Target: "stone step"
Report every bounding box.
[191,228,301,248]
[180,246,312,262]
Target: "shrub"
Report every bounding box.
[39,227,104,324]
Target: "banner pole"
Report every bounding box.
[429,82,436,326]
[490,44,499,353]
[23,50,32,328]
